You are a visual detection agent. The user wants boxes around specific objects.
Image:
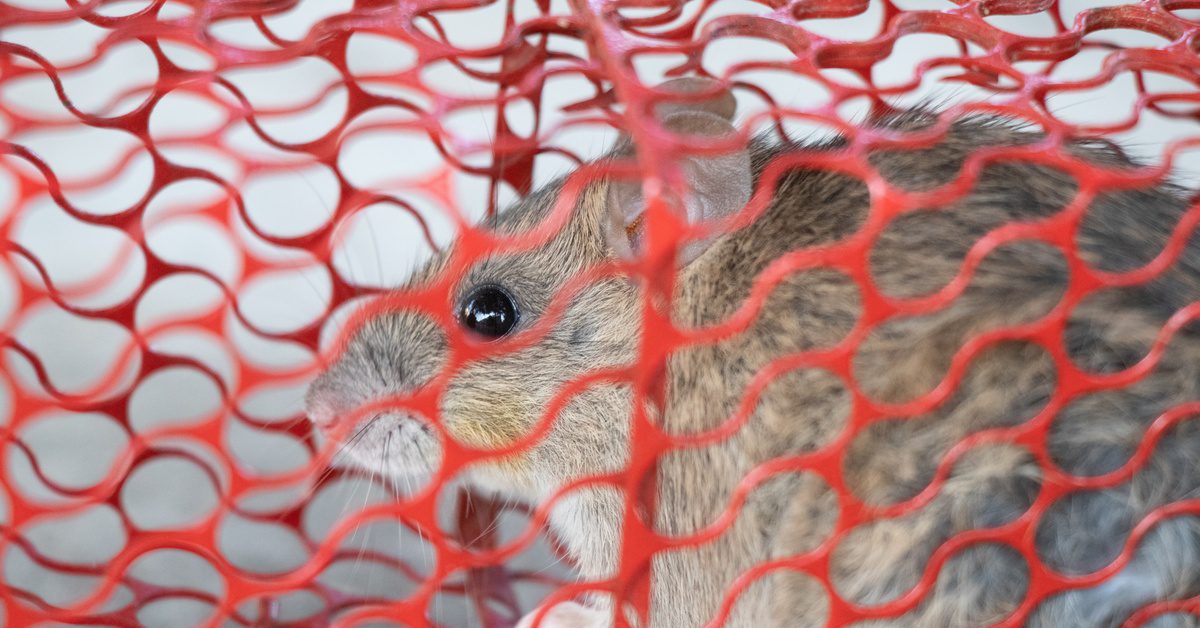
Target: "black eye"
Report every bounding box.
[457,285,519,339]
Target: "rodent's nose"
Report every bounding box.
[305,394,338,429]
[305,372,349,430]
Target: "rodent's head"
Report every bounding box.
[305,78,751,496]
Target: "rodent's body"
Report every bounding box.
[307,94,1200,627]
[628,116,1200,626]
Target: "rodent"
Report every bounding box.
[305,78,1200,627]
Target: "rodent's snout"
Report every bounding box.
[304,369,350,431]
[304,391,338,431]
[304,363,391,434]
[305,310,448,433]
[305,365,444,478]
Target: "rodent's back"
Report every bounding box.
[661,114,1200,626]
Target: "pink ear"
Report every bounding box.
[605,110,751,267]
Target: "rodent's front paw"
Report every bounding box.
[515,601,610,628]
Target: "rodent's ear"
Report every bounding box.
[604,109,751,267]
[652,76,737,121]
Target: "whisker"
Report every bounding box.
[325,413,385,475]
[383,429,407,589]
[466,499,505,547]
[365,205,387,288]
[290,167,342,303]
[400,461,436,618]
[326,413,384,598]
[350,459,377,591]
[363,429,393,599]
[333,426,377,515]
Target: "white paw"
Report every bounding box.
[515,601,609,628]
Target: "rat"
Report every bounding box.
[306,78,1200,627]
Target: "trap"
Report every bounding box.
[1,0,1199,626]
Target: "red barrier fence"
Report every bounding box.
[2,0,1200,626]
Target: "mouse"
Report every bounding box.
[306,77,1200,627]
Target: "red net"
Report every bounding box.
[3,0,1200,626]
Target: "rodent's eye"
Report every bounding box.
[457,285,519,339]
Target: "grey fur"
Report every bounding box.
[307,104,1200,626]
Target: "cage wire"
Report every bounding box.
[2,0,1200,626]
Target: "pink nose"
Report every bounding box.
[306,395,339,429]
[305,376,351,430]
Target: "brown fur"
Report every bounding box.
[307,105,1200,626]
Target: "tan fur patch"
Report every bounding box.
[445,395,535,472]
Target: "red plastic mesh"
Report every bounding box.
[3,0,1200,626]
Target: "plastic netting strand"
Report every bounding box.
[2,0,1200,626]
